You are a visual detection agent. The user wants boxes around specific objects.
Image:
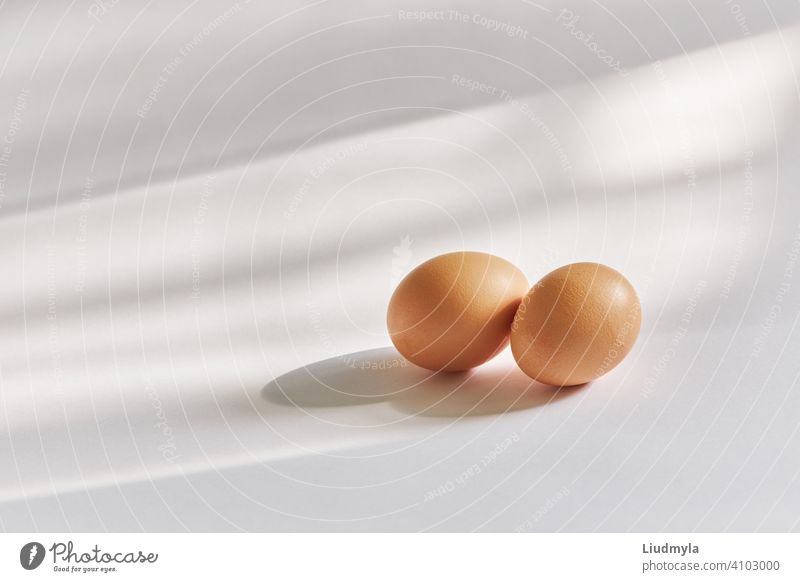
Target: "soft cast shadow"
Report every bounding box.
[262,347,583,418]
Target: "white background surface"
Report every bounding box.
[0,0,799,531]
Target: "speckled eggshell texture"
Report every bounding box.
[387,252,529,371]
[510,262,641,386]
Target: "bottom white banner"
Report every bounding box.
[0,533,796,581]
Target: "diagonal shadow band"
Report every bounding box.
[262,347,584,418]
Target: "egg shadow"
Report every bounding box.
[261,347,584,418]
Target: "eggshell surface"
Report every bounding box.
[511,262,641,386]
[387,252,528,371]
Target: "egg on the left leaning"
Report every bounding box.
[387,252,529,371]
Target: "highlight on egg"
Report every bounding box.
[510,262,641,386]
[387,251,528,372]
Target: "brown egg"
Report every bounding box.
[387,252,528,371]
[511,262,641,386]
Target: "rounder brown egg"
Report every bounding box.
[387,252,528,371]
[510,262,641,386]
